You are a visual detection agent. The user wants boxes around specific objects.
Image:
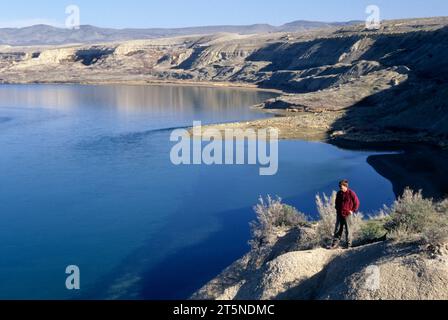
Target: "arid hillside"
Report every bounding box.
[1,17,448,145]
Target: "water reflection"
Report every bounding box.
[0,84,399,300]
[0,84,275,115]
[0,83,279,300]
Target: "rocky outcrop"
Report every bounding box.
[192,227,448,300]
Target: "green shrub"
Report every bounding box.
[358,219,388,244]
[276,204,310,228]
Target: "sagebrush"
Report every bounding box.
[249,196,309,251]
[385,189,448,244]
[249,188,448,253]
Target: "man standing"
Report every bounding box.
[332,180,360,249]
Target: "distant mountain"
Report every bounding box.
[0,21,362,46]
[279,20,362,32]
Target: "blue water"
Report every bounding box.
[0,84,395,300]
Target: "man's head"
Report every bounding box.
[339,180,349,192]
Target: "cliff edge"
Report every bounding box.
[193,191,448,300]
[192,230,448,300]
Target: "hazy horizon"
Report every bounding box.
[0,0,447,29]
[0,19,366,30]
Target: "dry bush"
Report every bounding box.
[349,212,365,243]
[249,196,309,251]
[385,189,435,233]
[315,192,337,246]
[385,189,448,245]
[435,199,448,213]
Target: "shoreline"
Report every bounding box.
[196,106,448,152]
[2,78,447,151]
[0,79,284,94]
[1,16,447,153]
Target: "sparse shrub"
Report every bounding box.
[385,189,448,245]
[357,218,388,245]
[384,189,436,234]
[277,204,310,228]
[315,192,337,246]
[249,196,309,251]
[388,225,417,243]
[249,188,448,255]
[429,199,448,244]
[422,224,448,245]
[435,199,448,215]
[349,212,365,243]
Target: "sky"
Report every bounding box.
[0,0,447,29]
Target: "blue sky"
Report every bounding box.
[0,0,447,28]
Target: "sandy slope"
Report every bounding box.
[192,235,448,300]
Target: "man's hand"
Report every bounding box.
[350,211,353,215]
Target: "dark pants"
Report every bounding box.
[334,214,351,244]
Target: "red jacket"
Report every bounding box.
[336,189,360,217]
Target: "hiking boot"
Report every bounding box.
[330,240,340,250]
[344,241,352,249]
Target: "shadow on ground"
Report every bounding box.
[326,27,448,199]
